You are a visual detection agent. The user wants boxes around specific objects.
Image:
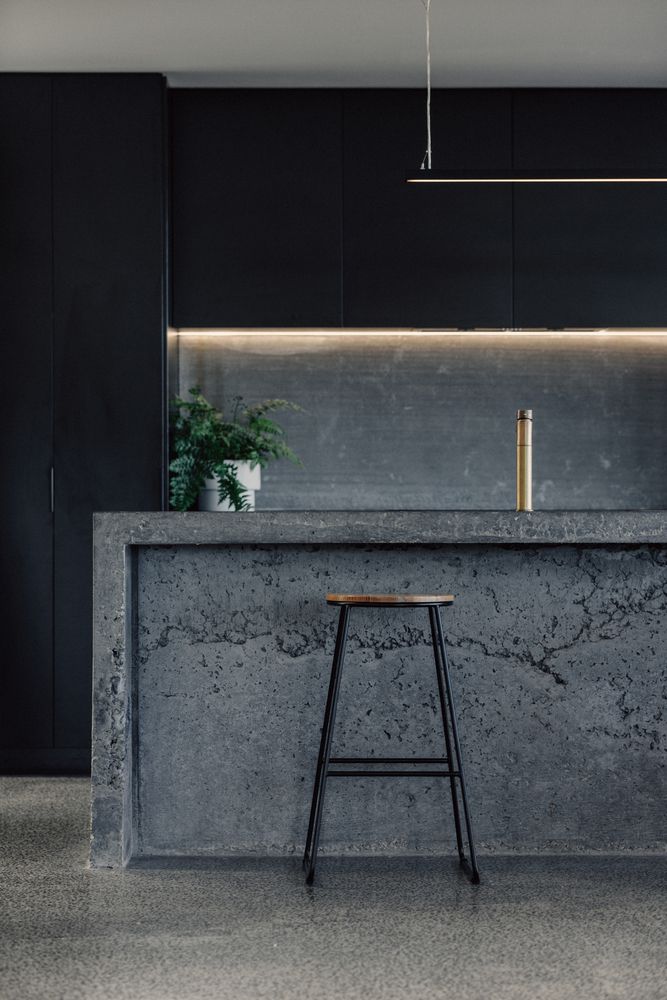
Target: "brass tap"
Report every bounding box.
[516,409,533,512]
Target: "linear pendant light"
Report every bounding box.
[407,174,667,184]
[406,1,667,185]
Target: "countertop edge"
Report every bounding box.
[91,510,667,546]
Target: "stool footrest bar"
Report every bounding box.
[328,769,459,778]
[329,757,448,765]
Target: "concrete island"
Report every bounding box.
[91,510,667,868]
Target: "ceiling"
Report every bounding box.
[2,0,666,87]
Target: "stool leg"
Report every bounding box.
[303,605,350,885]
[428,606,466,863]
[429,605,481,885]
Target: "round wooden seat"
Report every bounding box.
[327,593,454,607]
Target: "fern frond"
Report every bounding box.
[169,388,302,510]
[213,463,252,511]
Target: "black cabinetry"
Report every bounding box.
[171,87,667,330]
[342,90,513,328]
[170,90,342,328]
[0,75,166,772]
[513,90,667,328]
[170,88,513,329]
[1,76,54,758]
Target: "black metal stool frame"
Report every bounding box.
[303,601,480,886]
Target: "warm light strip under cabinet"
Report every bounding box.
[172,329,667,338]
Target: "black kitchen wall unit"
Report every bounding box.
[170,88,667,330]
[170,90,343,328]
[0,74,166,773]
[341,90,513,328]
[513,90,667,328]
[170,88,513,329]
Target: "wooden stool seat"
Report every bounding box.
[327,593,454,606]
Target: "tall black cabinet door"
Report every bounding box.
[170,89,343,328]
[513,90,667,328]
[0,76,54,756]
[342,90,513,328]
[52,75,167,748]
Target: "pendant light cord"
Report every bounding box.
[420,0,432,170]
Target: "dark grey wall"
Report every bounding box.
[176,333,667,510]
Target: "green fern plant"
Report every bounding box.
[169,387,301,512]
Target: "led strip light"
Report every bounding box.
[172,329,667,338]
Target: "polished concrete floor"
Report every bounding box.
[1,777,666,1000]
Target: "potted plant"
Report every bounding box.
[169,387,301,511]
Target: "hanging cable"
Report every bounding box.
[420,0,432,170]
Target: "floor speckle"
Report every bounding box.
[1,776,666,999]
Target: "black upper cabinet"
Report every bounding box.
[342,90,513,328]
[170,90,343,327]
[171,88,667,330]
[513,90,667,328]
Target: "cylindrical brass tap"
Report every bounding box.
[516,409,533,512]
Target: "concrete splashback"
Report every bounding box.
[174,332,667,511]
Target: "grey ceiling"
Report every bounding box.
[2,0,666,87]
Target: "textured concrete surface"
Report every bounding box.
[177,332,667,510]
[91,514,667,865]
[3,777,667,1000]
[133,543,667,858]
[93,509,667,546]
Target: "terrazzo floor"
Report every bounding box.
[1,777,666,1000]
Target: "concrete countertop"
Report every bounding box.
[93,509,667,547]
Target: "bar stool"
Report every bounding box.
[303,593,480,886]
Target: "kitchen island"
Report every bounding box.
[91,511,667,867]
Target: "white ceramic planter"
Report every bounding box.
[198,461,261,511]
